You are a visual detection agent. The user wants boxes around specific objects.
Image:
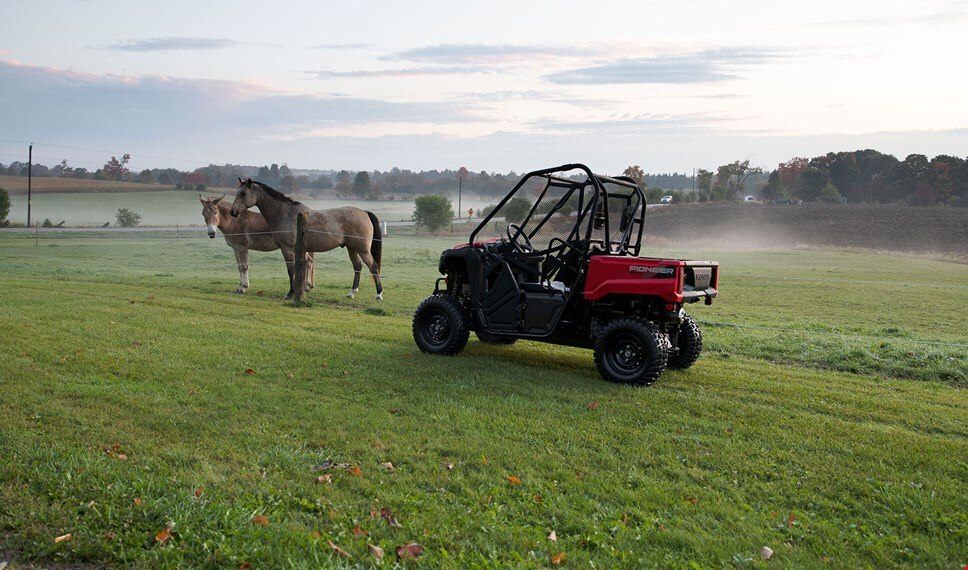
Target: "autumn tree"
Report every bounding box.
[622,165,645,186]
[695,169,713,192]
[715,160,761,199]
[103,154,131,181]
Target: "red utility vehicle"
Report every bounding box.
[412,164,719,385]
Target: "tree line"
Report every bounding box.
[3,148,966,207]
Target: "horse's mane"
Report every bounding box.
[249,180,303,206]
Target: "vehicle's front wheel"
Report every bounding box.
[666,313,702,370]
[594,318,668,386]
[413,295,470,355]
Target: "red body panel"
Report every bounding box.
[584,256,686,303]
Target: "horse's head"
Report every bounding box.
[199,194,226,238]
[231,178,258,217]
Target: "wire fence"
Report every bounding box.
[1,229,966,352]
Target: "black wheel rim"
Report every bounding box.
[607,332,644,375]
[424,311,450,346]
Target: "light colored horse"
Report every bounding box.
[230,178,383,300]
[200,194,314,294]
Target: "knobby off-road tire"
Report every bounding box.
[475,331,517,345]
[666,313,703,370]
[413,295,470,356]
[594,317,668,386]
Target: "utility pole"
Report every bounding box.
[27,143,33,227]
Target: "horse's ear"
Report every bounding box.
[214,194,225,204]
[198,194,206,203]
[238,177,244,185]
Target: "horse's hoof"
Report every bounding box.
[346,293,355,299]
[236,289,246,294]
[375,293,383,300]
[284,294,293,301]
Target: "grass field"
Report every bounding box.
[1,176,493,228]
[0,231,966,568]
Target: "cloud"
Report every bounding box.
[92,37,239,52]
[528,113,723,135]
[388,43,597,64]
[308,66,487,79]
[0,60,479,165]
[545,47,785,85]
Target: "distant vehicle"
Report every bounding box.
[660,195,673,204]
[744,196,756,203]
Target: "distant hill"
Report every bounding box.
[0,175,176,194]
[644,203,968,260]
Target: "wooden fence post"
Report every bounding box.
[292,212,308,305]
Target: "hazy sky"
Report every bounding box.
[2,0,966,175]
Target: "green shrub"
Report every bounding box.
[115,208,142,227]
[411,194,453,233]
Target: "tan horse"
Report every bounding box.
[200,194,314,294]
[230,178,383,300]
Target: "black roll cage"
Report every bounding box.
[469,163,646,257]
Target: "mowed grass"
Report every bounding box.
[0,233,966,568]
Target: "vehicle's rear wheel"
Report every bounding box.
[666,313,702,370]
[413,295,470,355]
[475,331,517,345]
[594,318,668,386]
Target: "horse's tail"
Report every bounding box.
[367,210,382,271]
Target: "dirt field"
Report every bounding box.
[644,203,968,260]
[0,175,170,194]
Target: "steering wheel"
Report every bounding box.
[506,223,534,253]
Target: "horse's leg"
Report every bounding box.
[282,248,297,300]
[307,252,315,290]
[359,250,384,300]
[345,249,363,299]
[234,246,249,294]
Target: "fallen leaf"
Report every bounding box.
[548,530,557,542]
[389,407,399,414]
[19,352,28,357]
[551,552,566,566]
[130,341,142,347]
[251,514,269,526]
[724,427,733,434]
[506,475,521,485]
[444,461,454,470]
[54,533,73,544]
[239,563,251,570]
[380,507,403,528]
[481,454,488,464]
[821,556,832,563]
[352,525,367,537]
[622,513,631,526]
[155,525,172,544]
[321,362,329,368]
[533,495,542,503]
[244,368,255,374]
[383,461,396,472]
[761,546,774,560]
[787,514,796,527]
[133,497,142,506]
[316,474,332,485]
[685,496,699,504]
[403,353,412,359]
[286,373,294,379]
[101,532,115,540]
[310,531,322,539]
[368,543,385,560]
[674,427,684,434]
[347,465,364,477]
[396,542,423,560]
[327,539,352,559]
[255,290,264,296]
[195,487,203,498]
[587,401,598,410]
[575,472,585,479]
